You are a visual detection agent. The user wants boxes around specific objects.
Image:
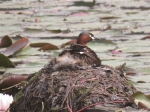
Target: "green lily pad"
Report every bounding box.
[0,54,14,67]
[87,39,116,52]
[116,40,150,53]
[129,91,150,110]
[5,62,45,74]
[15,46,51,56]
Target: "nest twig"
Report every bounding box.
[9,64,137,112]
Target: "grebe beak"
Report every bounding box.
[89,35,96,40]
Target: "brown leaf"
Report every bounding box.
[100,16,119,19]
[141,35,150,40]
[2,38,29,57]
[61,39,77,48]
[0,75,27,90]
[30,42,49,47]
[129,97,134,103]
[126,72,136,76]
[138,102,149,110]
[38,43,59,51]
[0,35,12,47]
[137,81,146,83]
[147,95,150,99]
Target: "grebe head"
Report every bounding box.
[77,32,96,46]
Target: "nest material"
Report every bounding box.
[9,44,137,112]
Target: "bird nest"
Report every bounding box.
[9,63,137,112]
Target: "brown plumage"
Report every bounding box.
[58,43,101,68]
[77,32,96,46]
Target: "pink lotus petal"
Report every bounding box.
[0,93,13,111]
[111,50,122,54]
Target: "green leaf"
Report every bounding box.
[129,91,150,110]
[0,54,14,68]
[15,46,51,56]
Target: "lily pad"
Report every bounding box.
[116,40,150,53]
[38,43,59,51]
[0,54,14,68]
[30,42,50,47]
[129,91,150,110]
[0,35,12,47]
[15,46,51,56]
[2,38,29,57]
[0,75,27,91]
[87,39,117,53]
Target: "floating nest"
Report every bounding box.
[9,44,137,112]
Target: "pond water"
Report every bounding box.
[0,0,150,94]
